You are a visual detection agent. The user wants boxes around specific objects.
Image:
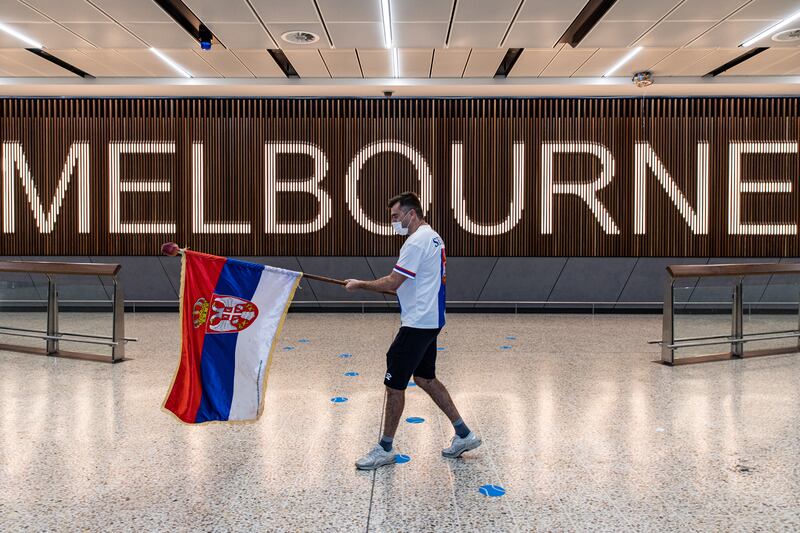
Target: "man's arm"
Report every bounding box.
[345,271,406,293]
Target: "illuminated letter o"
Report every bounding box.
[345,140,432,235]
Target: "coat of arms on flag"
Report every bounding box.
[194,294,259,333]
[163,250,301,424]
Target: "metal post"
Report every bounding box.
[45,276,59,355]
[661,279,675,365]
[731,279,744,358]
[111,278,125,362]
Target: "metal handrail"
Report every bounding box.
[654,264,800,365]
[0,261,132,363]
[0,325,137,342]
[663,331,800,349]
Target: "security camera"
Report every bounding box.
[383,90,394,98]
[632,71,653,88]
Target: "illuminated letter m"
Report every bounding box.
[3,142,90,234]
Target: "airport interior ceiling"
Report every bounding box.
[0,0,796,97]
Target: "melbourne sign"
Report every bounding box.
[0,97,798,256]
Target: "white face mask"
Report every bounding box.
[392,210,411,236]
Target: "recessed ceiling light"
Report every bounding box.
[0,22,42,49]
[149,48,192,78]
[281,31,320,45]
[381,0,392,48]
[603,47,642,78]
[742,9,800,47]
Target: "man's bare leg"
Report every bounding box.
[355,387,406,470]
[381,386,405,439]
[413,377,461,423]
[414,376,482,457]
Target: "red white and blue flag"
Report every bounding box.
[164,250,301,424]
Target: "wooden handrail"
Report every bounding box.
[0,261,121,277]
[667,263,800,278]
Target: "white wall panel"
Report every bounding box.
[636,21,716,47]
[21,0,108,22]
[181,0,257,23]
[249,0,318,23]
[125,22,199,48]
[320,49,362,77]
[580,21,655,47]
[206,22,276,49]
[284,49,330,77]
[192,49,252,77]
[431,48,470,77]
[393,22,448,48]
[62,22,144,48]
[316,0,382,22]
[539,48,595,76]
[462,48,505,77]
[687,20,778,47]
[508,48,560,77]
[397,48,432,77]
[0,22,93,48]
[448,22,507,48]
[393,0,453,22]
[357,48,392,77]
[326,22,383,48]
[504,21,570,48]
[232,49,285,77]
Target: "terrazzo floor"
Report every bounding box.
[1,312,800,532]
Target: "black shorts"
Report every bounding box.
[384,326,441,390]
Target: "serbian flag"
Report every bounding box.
[164,250,301,424]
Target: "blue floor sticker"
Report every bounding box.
[395,454,411,464]
[298,339,310,343]
[479,484,506,497]
[499,345,512,350]
[506,336,517,340]
[282,346,295,351]
[407,381,417,387]
[337,353,352,358]
[406,417,425,424]
[436,347,445,351]
[344,371,359,377]
[330,397,348,403]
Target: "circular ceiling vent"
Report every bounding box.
[772,28,800,42]
[281,31,320,45]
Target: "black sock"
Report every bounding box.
[379,436,393,452]
[453,419,470,438]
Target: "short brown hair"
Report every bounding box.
[387,191,423,217]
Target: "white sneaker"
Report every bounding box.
[442,431,482,458]
[355,444,398,470]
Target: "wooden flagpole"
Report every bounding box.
[161,243,396,297]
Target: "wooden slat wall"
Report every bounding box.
[0,97,798,257]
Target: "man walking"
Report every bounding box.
[345,191,481,470]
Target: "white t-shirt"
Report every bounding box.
[392,224,446,329]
